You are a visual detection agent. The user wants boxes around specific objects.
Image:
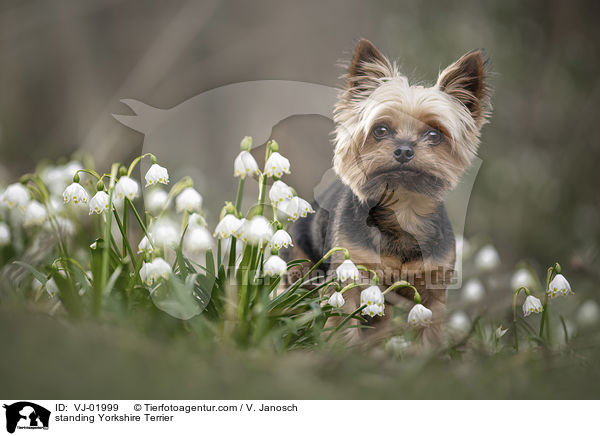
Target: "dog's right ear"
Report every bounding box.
[346,39,393,95]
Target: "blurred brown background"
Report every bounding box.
[1,0,599,270]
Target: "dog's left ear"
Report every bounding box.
[436,50,492,125]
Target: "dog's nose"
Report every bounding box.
[394,145,414,163]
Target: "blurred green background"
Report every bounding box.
[1,0,599,399]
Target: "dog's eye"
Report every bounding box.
[424,128,443,145]
[372,125,391,140]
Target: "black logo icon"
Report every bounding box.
[3,402,50,434]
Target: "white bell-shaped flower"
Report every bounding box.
[511,268,535,290]
[522,295,543,316]
[114,176,139,202]
[214,214,243,239]
[269,229,293,251]
[233,151,259,179]
[144,163,169,187]
[336,259,359,282]
[474,244,500,271]
[184,226,213,254]
[0,222,10,246]
[264,152,291,178]
[63,182,89,205]
[23,201,47,226]
[576,300,600,327]
[137,234,153,253]
[363,304,384,317]
[408,304,433,327]
[151,218,179,247]
[360,285,384,307]
[496,325,508,339]
[245,216,273,246]
[139,262,155,286]
[448,311,470,332]
[151,258,172,279]
[284,196,315,222]
[88,191,110,215]
[263,255,287,276]
[1,183,30,210]
[328,292,345,309]
[145,189,168,215]
[176,187,202,213]
[461,278,485,303]
[188,213,207,229]
[547,274,572,299]
[268,180,293,205]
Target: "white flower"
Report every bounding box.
[546,274,572,299]
[408,304,433,327]
[284,196,315,222]
[336,259,359,282]
[88,191,110,215]
[385,336,410,354]
[137,234,153,253]
[245,216,273,246]
[63,182,89,205]
[328,292,345,308]
[23,201,47,226]
[511,268,535,290]
[145,189,168,215]
[268,180,293,205]
[151,219,179,247]
[576,300,600,327]
[276,199,291,221]
[0,222,10,246]
[176,187,202,213]
[363,304,384,317]
[214,214,243,239]
[140,258,172,286]
[41,166,67,196]
[46,278,59,297]
[496,325,508,339]
[269,229,293,251]
[144,163,169,186]
[1,183,30,210]
[264,152,291,178]
[263,255,287,276]
[114,176,139,202]
[139,262,155,286]
[522,295,543,316]
[184,226,213,254]
[461,278,485,303]
[151,258,172,279]
[448,311,470,332]
[360,285,384,307]
[188,213,207,228]
[233,151,259,178]
[474,244,500,271]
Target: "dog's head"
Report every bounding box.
[333,39,492,203]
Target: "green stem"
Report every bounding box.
[287,247,349,293]
[122,202,128,258]
[98,163,119,317]
[539,264,558,339]
[112,208,136,271]
[382,280,419,300]
[357,265,379,285]
[512,291,519,352]
[126,198,153,248]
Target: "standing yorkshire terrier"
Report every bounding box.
[286,39,492,343]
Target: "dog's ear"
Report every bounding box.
[436,50,492,125]
[346,39,393,95]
